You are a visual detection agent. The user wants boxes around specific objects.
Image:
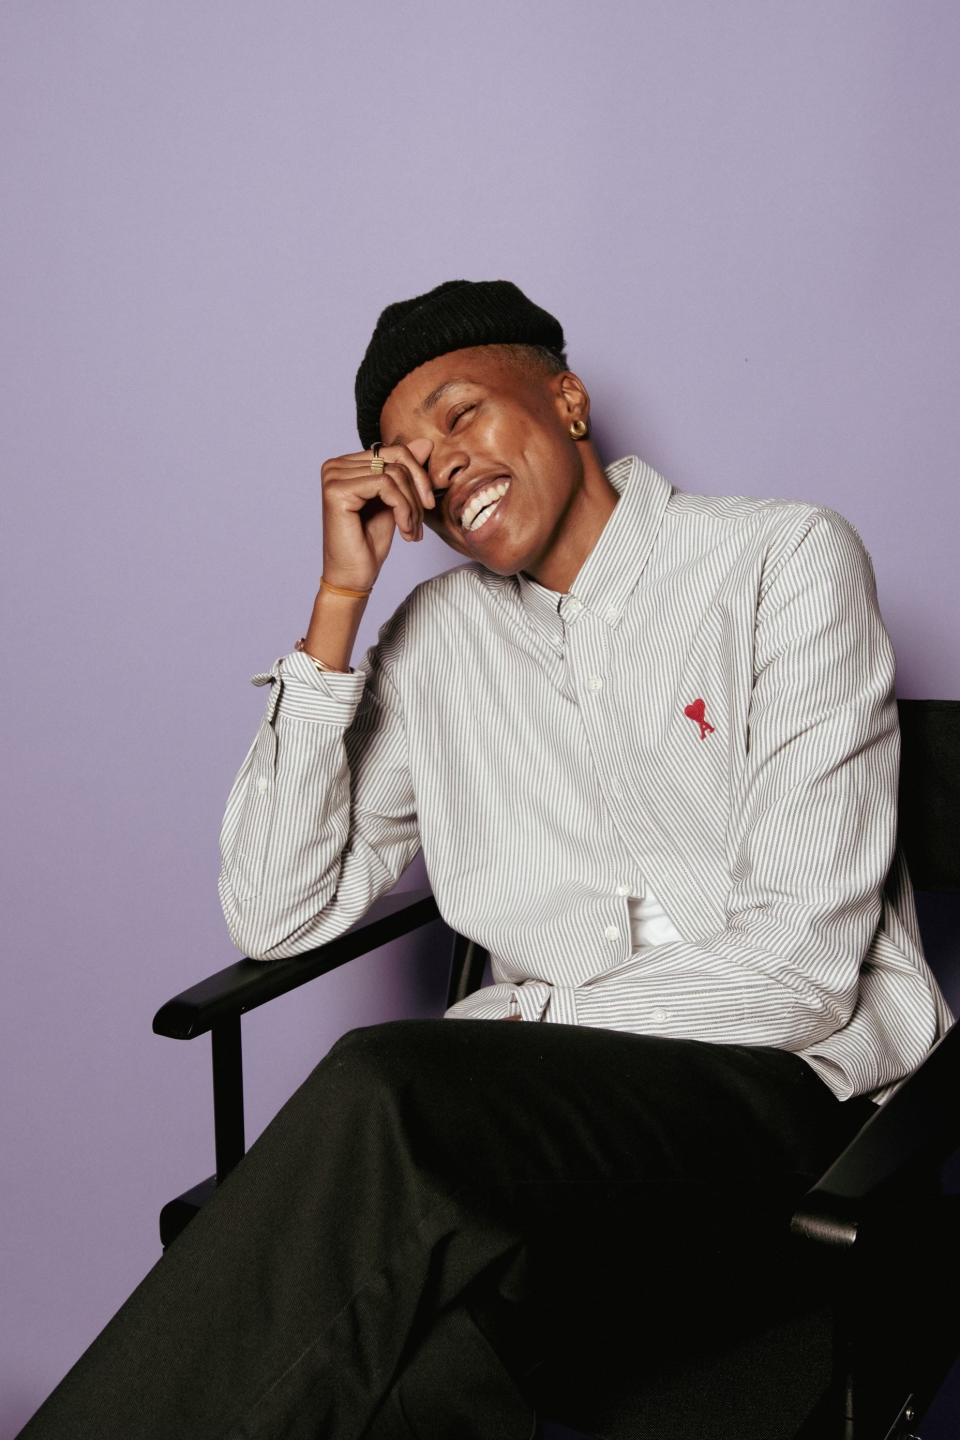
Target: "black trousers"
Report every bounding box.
[16,1017,880,1440]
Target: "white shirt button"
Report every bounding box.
[603,924,619,941]
[587,675,603,691]
[255,776,270,794]
[615,884,630,896]
[605,605,618,622]
[650,1006,668,1023]
[566,597,582,616]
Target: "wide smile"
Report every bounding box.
[458,482,512,543]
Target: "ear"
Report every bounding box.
[554,371,589,426]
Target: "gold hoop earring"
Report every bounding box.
[569,418,588,438]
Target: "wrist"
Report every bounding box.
[294,637,351,674]
[300,582,369,673]
[320,575,374,601]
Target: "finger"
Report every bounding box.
[343,449,430,515]
[379,464,424,535]
[325,462,422,539]
[328,460,417,524]
[378,472,420,538]
[326,466,419,529]
[375,444,436,509]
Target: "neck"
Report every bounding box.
[523,447,619,592]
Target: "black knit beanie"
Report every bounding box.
[354,278,566,451]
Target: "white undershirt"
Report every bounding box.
[627,884,685,950]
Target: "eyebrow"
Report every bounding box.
[387,377,475,447]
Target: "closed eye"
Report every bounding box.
[450,404,474,428]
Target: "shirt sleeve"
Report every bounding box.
[218,605,420,960]
[576,507,902,1049]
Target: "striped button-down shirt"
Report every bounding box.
[219,454,955,1109]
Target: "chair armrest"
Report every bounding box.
[152,888,442,1040]
[790,1018,960,1252]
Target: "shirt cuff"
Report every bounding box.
[250,650,367,725]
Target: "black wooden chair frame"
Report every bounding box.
[152,699,960,1440]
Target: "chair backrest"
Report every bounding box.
[896,699,960,893]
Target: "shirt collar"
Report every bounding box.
[514,453,673,652]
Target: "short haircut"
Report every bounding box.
[488,341,570,381]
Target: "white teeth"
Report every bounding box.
[467,499,500,533]
[461,480,510,531]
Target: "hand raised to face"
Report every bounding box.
[318,437,436,594]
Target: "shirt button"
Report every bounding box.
[605,605,618,622]
[650,1006,668,1023]
[587,675,603,691]
[615,884,630,896]
[566,596,582,615]
[255,776,270,794]
[604,924,619,941]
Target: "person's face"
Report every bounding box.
[378,345,598,580]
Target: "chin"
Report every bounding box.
[482,557,526,578]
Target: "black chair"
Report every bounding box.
[153,699,960,1440]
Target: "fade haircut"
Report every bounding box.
[488,341,570,384]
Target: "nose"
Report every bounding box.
[430,449,469,503]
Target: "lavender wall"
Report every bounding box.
[3,3,959,1433]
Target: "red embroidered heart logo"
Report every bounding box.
[683,697,715,740]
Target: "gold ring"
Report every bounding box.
[370,441,385,474]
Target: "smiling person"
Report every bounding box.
[18,281,954,1440]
